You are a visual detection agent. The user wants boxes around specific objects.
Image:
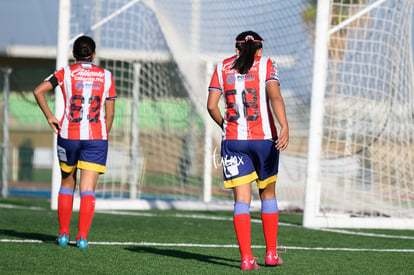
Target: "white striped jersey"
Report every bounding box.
[208,55,279,140]
[49,62,117,140]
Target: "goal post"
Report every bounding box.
[53,0,223,211]
[303,0,414,229]
[51,0,414,229]
[51,0,71,210]
[303,0,331,228]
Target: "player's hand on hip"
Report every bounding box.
[48,117,61,134]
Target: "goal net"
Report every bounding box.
[303,0,414,229]
[51,0,414,228]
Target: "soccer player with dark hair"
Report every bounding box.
[207,30,289,270]
[34,35,117,249]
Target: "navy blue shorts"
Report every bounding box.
[221,139,279,189]
[57,136,108,174]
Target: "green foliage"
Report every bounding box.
[302,1,317,22]
[302,0,366,23]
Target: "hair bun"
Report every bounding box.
[73,36,96,59]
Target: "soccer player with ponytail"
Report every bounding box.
[34,36,117,249]
[207,31,289,270]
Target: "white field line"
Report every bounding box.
[1,203,414,240]
[317,228,414,240]
[97,210,414,240]
[1,239,414,253]
[0,203,46,210]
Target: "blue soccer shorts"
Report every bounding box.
[221,139,280,189]
[57,136,108,174]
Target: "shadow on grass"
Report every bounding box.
[0,229,56,244]
[126,246,239,268]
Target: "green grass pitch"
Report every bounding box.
[1,198,413,274]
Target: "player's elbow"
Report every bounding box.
[207,99,218,114]
[206,103,214,113]
[33,81,52,99]
[33,87,41,98]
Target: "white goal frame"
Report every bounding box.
[51,0,218,211]
[51,0,414,230]
[303,0,414,229]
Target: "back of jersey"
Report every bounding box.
[209,55,279,140]
[56,62,116,140]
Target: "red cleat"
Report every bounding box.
[241,257,260,270]
[265,251,283,266]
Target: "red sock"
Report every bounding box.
[77,191,96,241]
[233,213,252,259]
[261,212,279,252]
[58,188,74,236]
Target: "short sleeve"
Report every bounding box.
[266,58,280,84]
[208,65,223,93]
[106,73,117,100]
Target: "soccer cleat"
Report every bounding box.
[241,257,260,270]
[265,251,284,266]
[76,237,89,249]
[56,233,69,246]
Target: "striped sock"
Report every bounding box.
[77,191,96,241]
[233,201,252,259]
[58,187,74,236]
[261,198,279,253]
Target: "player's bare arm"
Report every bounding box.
[105,99,115,133]
[267,81,289,151]
[207,89,223,129]
[33,81,61,134]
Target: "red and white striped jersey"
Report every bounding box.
[52,62,117,140]
[208,55,279,140]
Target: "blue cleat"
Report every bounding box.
[57,233,69,246]
[76,237,89,249]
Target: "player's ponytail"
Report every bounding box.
[232,31,263,74]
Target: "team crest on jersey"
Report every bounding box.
[75,82,84,90]
[226,74,236,84]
